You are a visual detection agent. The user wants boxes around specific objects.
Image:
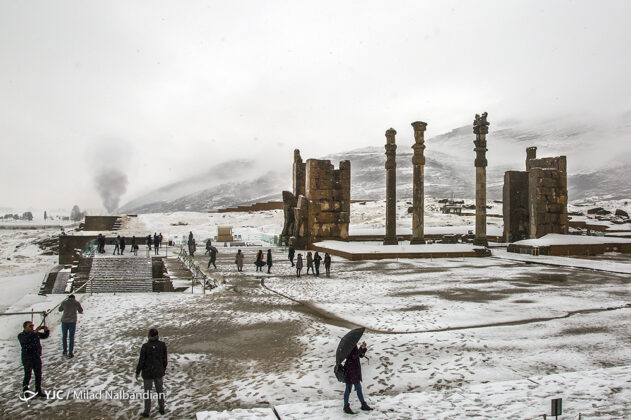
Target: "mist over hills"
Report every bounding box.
[118,116,631,213]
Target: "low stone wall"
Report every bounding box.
[507,241,631,256]
[311,244,480,261]
[83,216,120,231]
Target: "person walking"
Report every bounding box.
[205,239,212,256]
[190,238,196,257]
[288,246,295,267]
[18,321,50,397]
[343,341,373,414]
[158,233,163,249]
[306,251,314,275]
[207,246,217,269]
[235,249,244,272]
[266,249,273,274]
[58,294,83,358]
[113,235,121,255]
[136,328,167,417]
[132,236,138,256]
[296,253,303,277]
[313,252,322,277]
[324,253,332,277]
[120,236,126,255]
[255,250,264,272]
[153,233,159,255]
[146,234,152,252]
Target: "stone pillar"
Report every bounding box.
[384,128,398,245]
[525,146,537,171]
[410,121,427,244]
[473,113,489,246]
[293,149,306,197]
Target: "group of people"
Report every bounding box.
[95,233,163,256]
[18,295,168,417]
[147,233,163,255]
[289,248,332,277]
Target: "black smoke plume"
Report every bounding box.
[94,169,128,213]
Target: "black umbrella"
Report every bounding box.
[335,327,365,365]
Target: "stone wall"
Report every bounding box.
[503,171,530,242]
[503,149,568,241]
[281,149,351,248]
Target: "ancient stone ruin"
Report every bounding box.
[503,147,568,242]
[281,150,350,249]
[473,112,489,246]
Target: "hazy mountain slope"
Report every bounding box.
[119,116,631,213]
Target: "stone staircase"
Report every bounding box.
[79,256,154,293]
[111,217,123,231]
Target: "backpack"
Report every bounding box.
[334,363,346,383]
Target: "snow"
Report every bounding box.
[513,233,631,246]
[0,272,47,312]
[314,240,482,254]
[493,249,631,274]
[198,365,631,419]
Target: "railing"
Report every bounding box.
[177,246,218,294]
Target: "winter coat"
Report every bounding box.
[206,240,212,250]
[306,253,313,268]
[58,298,84,323]
[313,253,322,265]
[296,255,303,270]
[136,336,168,380]
[235,252,244,266]
[267,251,273,267]
[147,236,153,245]
[343,346,367,384]
[288,248,295,259]
[255,251,265,267]
[18,329,50,360]
[324,255,331,268]
[209,249,217,262]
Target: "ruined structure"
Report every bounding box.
[410,121,427,244]
[383,128,398,245]
[503,147,568,242]
[281,150,351,249]
[473,112,489,246]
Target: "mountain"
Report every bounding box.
[119,115,631,213]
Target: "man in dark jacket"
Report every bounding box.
[288,246,295,267]
[58,294,83,358]
[136,328,167,417]
[343,341,373,414]
[208,247,217,269]
[18,321,50,397]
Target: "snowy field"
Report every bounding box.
[0,202,630,419]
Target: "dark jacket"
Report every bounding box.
[209,249,217,262]
[18,329,50,360]
[324,255,331,267]
[343,346,366,384]
[288,248,295,259]
[267,251,273,266]
[136,336,168,379]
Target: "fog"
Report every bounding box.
[1,0,630,210]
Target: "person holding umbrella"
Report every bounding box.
[335,328,374,414]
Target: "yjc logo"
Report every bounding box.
[18,390,37,405]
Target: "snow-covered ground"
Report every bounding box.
[0,202,630,418]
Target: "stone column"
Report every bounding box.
[383,128,398,245]
[473,113,489,246]
[410,121,427,244]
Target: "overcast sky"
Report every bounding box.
[1,0,630,211]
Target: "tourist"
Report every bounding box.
[18,321,50,397]
[288,246,295,267]
[189,237,196,256]
[313,252,322,276]
[296,253,303,277]
[58,294,83,358]
[324,253,332,277]
[266,249,273,274]
[343,341,373,414]
[135,328,167,417]
[235,249,244,272]
[306,251,314,274]
[113,235,121,255]
[120,236,126,255]
[158,233,163,249]
[255,250,265,272]
[132,235,138,256]
[207,246,217,269]
[205,239,212,255]
[153,233,159,255]
[146,234,152,252]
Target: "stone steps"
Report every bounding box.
[85,279,153,293]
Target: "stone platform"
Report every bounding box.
[311,240,485,261]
